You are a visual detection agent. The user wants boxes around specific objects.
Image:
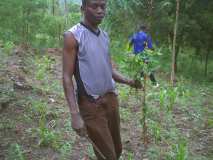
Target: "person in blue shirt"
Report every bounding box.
[129,25,158,86]
[129,25,153,54]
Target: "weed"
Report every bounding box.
[173,139,188,160]
[119,85,130,101]
[37,127,61,150]
[28,98,61,150]
[29,99,47,117]
[148,120,162,143]
[165,140,188,160]
[37,106,61,150]
[147,145,160,160]
[127,151,134,160]
[3,41,14,55]
[87,144,96,159]
[167,87,178,112]
[64,118,72,132]
[120,107,131,121]
[59,142,73,159]
[34,55,53,81]
[159,88,167,110]
[0,118,16,130]
[158,87,178,112]
[7,143,25,160]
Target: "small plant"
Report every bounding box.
[174,139,188,160]
[37,105,60,149]
[25,53,64,95]
[167,87,178,112]
[87,144,96,159]
[37,108,60,150]
[159,89,167,110]
[120,107,132,121]
[7,143,25,160]
[3,41,14,55]
[37,126,60,149]
[148,120,162,143]
[127,151,134,160]
[147,145,160,160]
[29,99,61,150]
[119,85,131,101]
[31,99,47,115]
[59,142,73,159]
[158,87,178,113]
[34,55,53,81]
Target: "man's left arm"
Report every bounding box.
[111,60,140,88]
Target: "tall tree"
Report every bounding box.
[52,0,55,15]
[64,0,68,27]
[171,0,180,86]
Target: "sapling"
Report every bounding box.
[167,87,178,112]
[124,49,161,148]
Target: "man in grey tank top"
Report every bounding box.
[63,0,140,159]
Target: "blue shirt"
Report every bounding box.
[130,31,153,54]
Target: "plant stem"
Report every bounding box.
[142,74,148,149]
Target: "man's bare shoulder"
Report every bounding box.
[63,31,77,48]
[64,31,75,41]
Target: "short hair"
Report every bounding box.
[140,25,147,31]
[82,0,89,6]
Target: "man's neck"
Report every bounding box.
[83,18,99,32]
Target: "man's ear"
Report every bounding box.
[81,5,85,12]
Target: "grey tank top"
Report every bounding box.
[68,23,115,98]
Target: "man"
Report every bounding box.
[63,0,139,159]
[129,25,158,86]
[129,25,153,54]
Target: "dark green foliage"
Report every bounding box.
[0,0,80,47]
[105,0,213,78]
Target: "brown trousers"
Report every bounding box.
[78,93,122,160]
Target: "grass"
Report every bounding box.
[7,143,26,160]
[23,52,64,97]
[117,72,212,159]
[0,46,212,159]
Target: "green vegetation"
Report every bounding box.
[0,0,212,160]
[7,143,26,160]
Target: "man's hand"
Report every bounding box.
[128,79,143,89]
[71,113,87,137]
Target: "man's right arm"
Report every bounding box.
[63,32,86,136]
[147,35,154,50]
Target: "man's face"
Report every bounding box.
[83,0,107,25]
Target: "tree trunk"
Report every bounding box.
[64,0,68,27]
[204,51,209,77]
[26,9,31,44]
[200,52,203,64]
[148,0,153,17]
[52,0,55,16]
[174,45,179,73]
[58,24,61,43]
[171,0,180,86]
[147,0,154,28]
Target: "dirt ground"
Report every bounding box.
[0,48,212,160]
